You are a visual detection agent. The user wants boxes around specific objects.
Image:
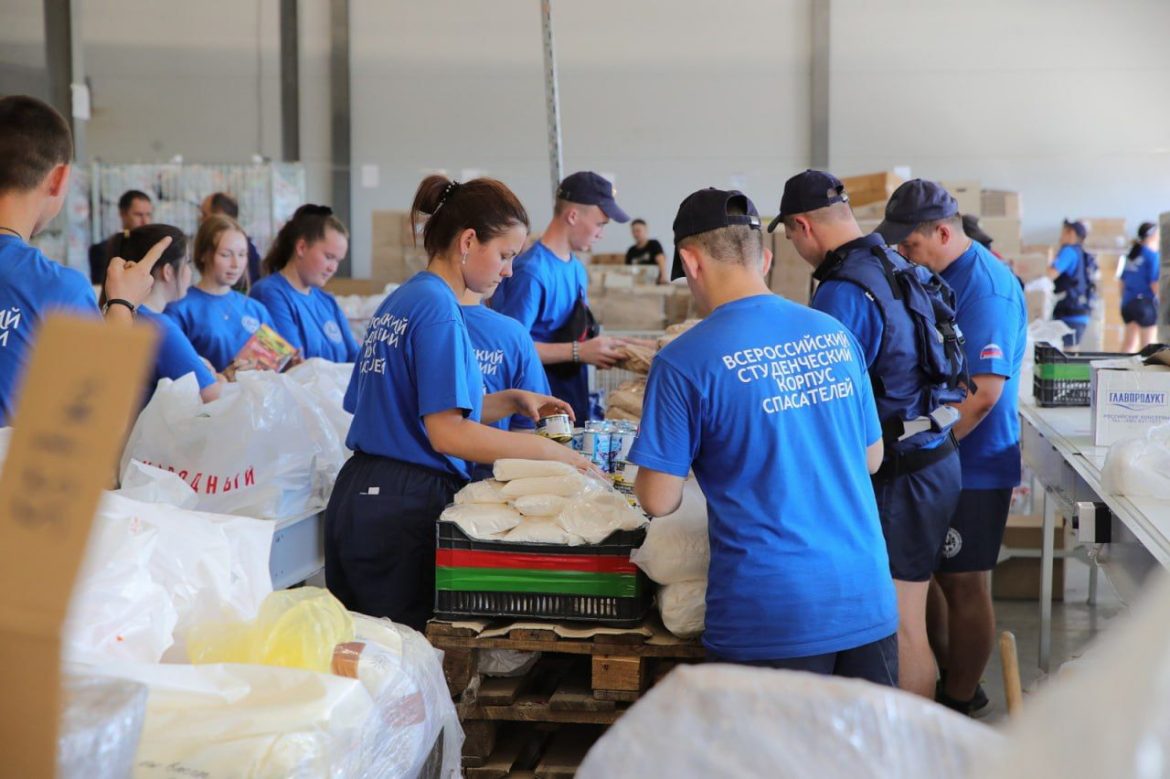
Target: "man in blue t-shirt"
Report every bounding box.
[773,169,963,699]
[0,95,168,425]
[879,179,1027,717]
[631,187,898,684]
[491,171,633,422]
[1048,219,1092,346]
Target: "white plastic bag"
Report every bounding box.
[505,518,582,545]
[555,496,648,544]
[440,504,524,540]
[285,358,355,448]
[493,458,577,481]
[579,665,1000,778]
[121,371,346,518]
[513,494,568,517]
[1019,319,1073,400]
[501,474,589,499]
[1102,421,1170,500]
[478,650,541,678]
[630,481,709,584]
[658,581,706,639]
[58,675,148,779]
[453,479,508,505]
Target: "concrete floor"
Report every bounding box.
[982,558,1126,724]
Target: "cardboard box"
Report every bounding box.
[980,216,1022,258]
[371,210,421,250]
[1080,217,1128,251]
[767,232,813,304]
[981,190,1022,219]
[850,202,887,221]
[371,246,428,284]
[592,253,626,266]
[594,291,667,331]
[1014,252,1051,283]
[941,179,981,216]
[1090,360,1170,446]
[993,514,1067,602]
[0,316,157,776]
[327,278,390,296]
[840,171,904,208]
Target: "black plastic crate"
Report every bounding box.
[1033,341,1129,407]
[434,522,651,626]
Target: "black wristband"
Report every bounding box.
[104,298,136,314]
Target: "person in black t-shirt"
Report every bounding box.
[625,218,667,283]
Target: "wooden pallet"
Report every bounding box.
[465,723,605,779]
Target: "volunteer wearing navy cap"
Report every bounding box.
[326,175,592,631]
[878,179,1027,717]
[491,171,634,422]
[1119,221,1160,352]
[1048,219,1094,346]
[774,169,967,698]
[631,187,898,685]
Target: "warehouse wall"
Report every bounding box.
[348,0,813,278]
[0,0,48,99]
[830,0,1170,245]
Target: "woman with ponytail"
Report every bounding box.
[325,175,594,629]
[249,204,359,362]
[1119,221,1160,352]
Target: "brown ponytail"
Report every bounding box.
[410,175,529,259]
[263,204,348,276]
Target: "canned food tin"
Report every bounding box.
[536,413,573,443]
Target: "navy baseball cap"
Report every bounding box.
[766,169,850,232]
[1063,219,1087,241]
[875,179,960,245]
[671,188,761,281]
[556,171,630,223]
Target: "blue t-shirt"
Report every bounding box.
[1052,244,1090,323]
[491,242,591,422]
[941,241,1027,490]
[462,304,549,432]
[1121,246,1160,308]
[250,273,359,362]
[628,294,897,662]
[136,305,217,399]
[0,235,99,424]
[164,287,275,372]
[344,272,483,480]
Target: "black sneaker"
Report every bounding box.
[937,683,991,719]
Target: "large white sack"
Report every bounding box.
[630,480,709,584]
[505,518,583,545]
[121,371,346,518]
[440,504,524,540]
[555,495,648,544]
[65,492,274,665]
[659,581,706,639]
[579,664,1000,779]
[512,494,568,517]
[500,473,590,499]
[453,479,508,505]
[285,358,355,448]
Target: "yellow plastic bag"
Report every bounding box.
[187,587,355,673]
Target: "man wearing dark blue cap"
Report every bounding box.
[878,178,1027,717]
[492,171,634,422]
[773,169,967,700]
[630,187,898,684]
[1048,219,1094,345]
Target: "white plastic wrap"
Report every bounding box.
[121,370,346,518]
[630,480,709,584]
[58,675,148,779]
[579,664,1000,778]
[512,494,568,517]
[658,581,706,638]
[478,649,541,678]
[555,496,648,543]
[285,358,356,450]
[440,503,524,539]
[493,458,577,481]
[453,479,508,505]
[1101,421,1170,499]
[505,517,583,545]
[500,473,590,499]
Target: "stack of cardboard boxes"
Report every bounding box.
[370,210,429,284]
[586,261,692,332]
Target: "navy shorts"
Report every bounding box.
[325,452,464,631]
[708,633,899,688]
[1121,297,1158,328]
[872,447,962,582]
[935,487,1013,574]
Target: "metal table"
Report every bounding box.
[269,509,325,589]
[1018,397,1170,671]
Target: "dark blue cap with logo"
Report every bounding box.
[671,188,761,280]
[556,171,630,223]
[1063,219,1087,241]
[766,169,850,232]
[875,179,960,245]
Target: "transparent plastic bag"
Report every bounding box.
[453,479,508,505]
[493,458,577,481]
[1101,421,1170,500]
[58,675,148,779]
[658,581,706,639]
[513,494,568,517]
[440,503,524,539]
[187,587,355,673]
[630,480,709,584]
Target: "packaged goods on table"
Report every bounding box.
[58,675,148,779]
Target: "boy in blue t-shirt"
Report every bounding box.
[631,187,898,684]
[1049,219,1092,346]
[880,178,1027,718]
[0,95,165,424]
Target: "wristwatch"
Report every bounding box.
[102,298,137,316]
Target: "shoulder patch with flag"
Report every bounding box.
[980,343,1004,361]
